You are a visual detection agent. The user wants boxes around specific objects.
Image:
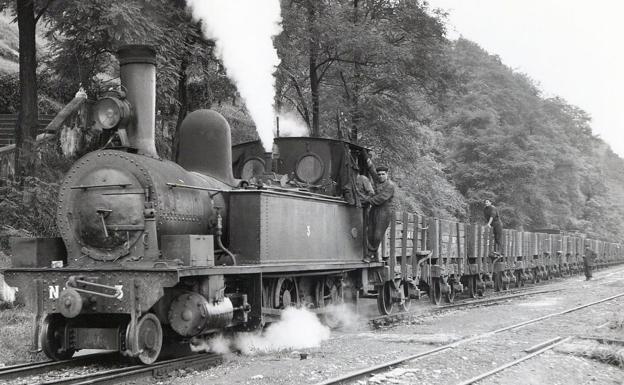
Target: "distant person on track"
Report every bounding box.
[362,159,395,263]
[583,244,596,280]
[484,199,503,254]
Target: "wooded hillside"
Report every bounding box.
[1,0,622,242]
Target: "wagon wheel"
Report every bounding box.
[444,280,456,304]
[502,273,510,291]
[40,314,75,361]
[316,278,344,327]
[399,281,411,312]
[493,272,502,292]
[467,276,477,299]
[377,281,394,315]
[429,278,442,305]
[274,277,299,309]
[532,269,538,284]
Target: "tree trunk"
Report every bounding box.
[307,0,320,137]
[173,57,189,162]
[350,0,361,143]
[15,0,39,183]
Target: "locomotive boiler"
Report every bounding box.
[3,45,394,364]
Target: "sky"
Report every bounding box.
[427,0,624,158]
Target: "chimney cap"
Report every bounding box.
[117,45,156,66]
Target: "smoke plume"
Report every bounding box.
[277,110,309,137]
[186,0,282,151]
[191,307,331,355]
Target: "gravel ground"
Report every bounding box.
[145,266,624,385]
[3,267,623,385]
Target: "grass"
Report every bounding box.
[0,10,50,74]
[557,312,624,369]
[0,11,19,74]
[0,305,43,365]
[558,339,624,369]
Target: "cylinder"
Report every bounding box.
[168,292,233,337]
[118,45,158,157]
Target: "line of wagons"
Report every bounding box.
[372,212,623,314]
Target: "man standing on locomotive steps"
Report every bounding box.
[484,199,503,254]
[362,158,395,263]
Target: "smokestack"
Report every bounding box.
[117,45,158,157]
[263,152,273,173]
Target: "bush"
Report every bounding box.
[0,141,69,252]
[0,72,19,113]
[0,177,60,242]
[0,72,64,114]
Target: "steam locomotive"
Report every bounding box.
[3,45,393,364]
[3,45,622,365]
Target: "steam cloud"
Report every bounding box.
[277,110,309,137]
[191,307,331,355]
[186,0,282,152]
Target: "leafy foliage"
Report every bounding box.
[1,0,624,242]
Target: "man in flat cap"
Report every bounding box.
[363,160,396,262]
[484,199,503,253]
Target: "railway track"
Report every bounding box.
[1,353,221,385]
[367,287,563,327]
[0,353,116,383]
[317,290,624,385]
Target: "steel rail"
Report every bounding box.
[41,353,221,385]
[0,353,116,382]
[316,291,624,385]
[455,336,573,385]
[368,288,562,326]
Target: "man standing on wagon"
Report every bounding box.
[362,159,395,263]
[484,199,503,254]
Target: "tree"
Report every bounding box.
[4,0,42,183]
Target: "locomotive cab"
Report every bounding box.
[232,136,372,203]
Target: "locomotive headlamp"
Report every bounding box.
[94,92,132,130]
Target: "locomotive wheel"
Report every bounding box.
[429,278,442,305]
[467,276,477,299]
[40,314,75,361]
[274,277,299,309]
[377,281,394,315]
[316,278,344,327]
[130,313,163,365]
